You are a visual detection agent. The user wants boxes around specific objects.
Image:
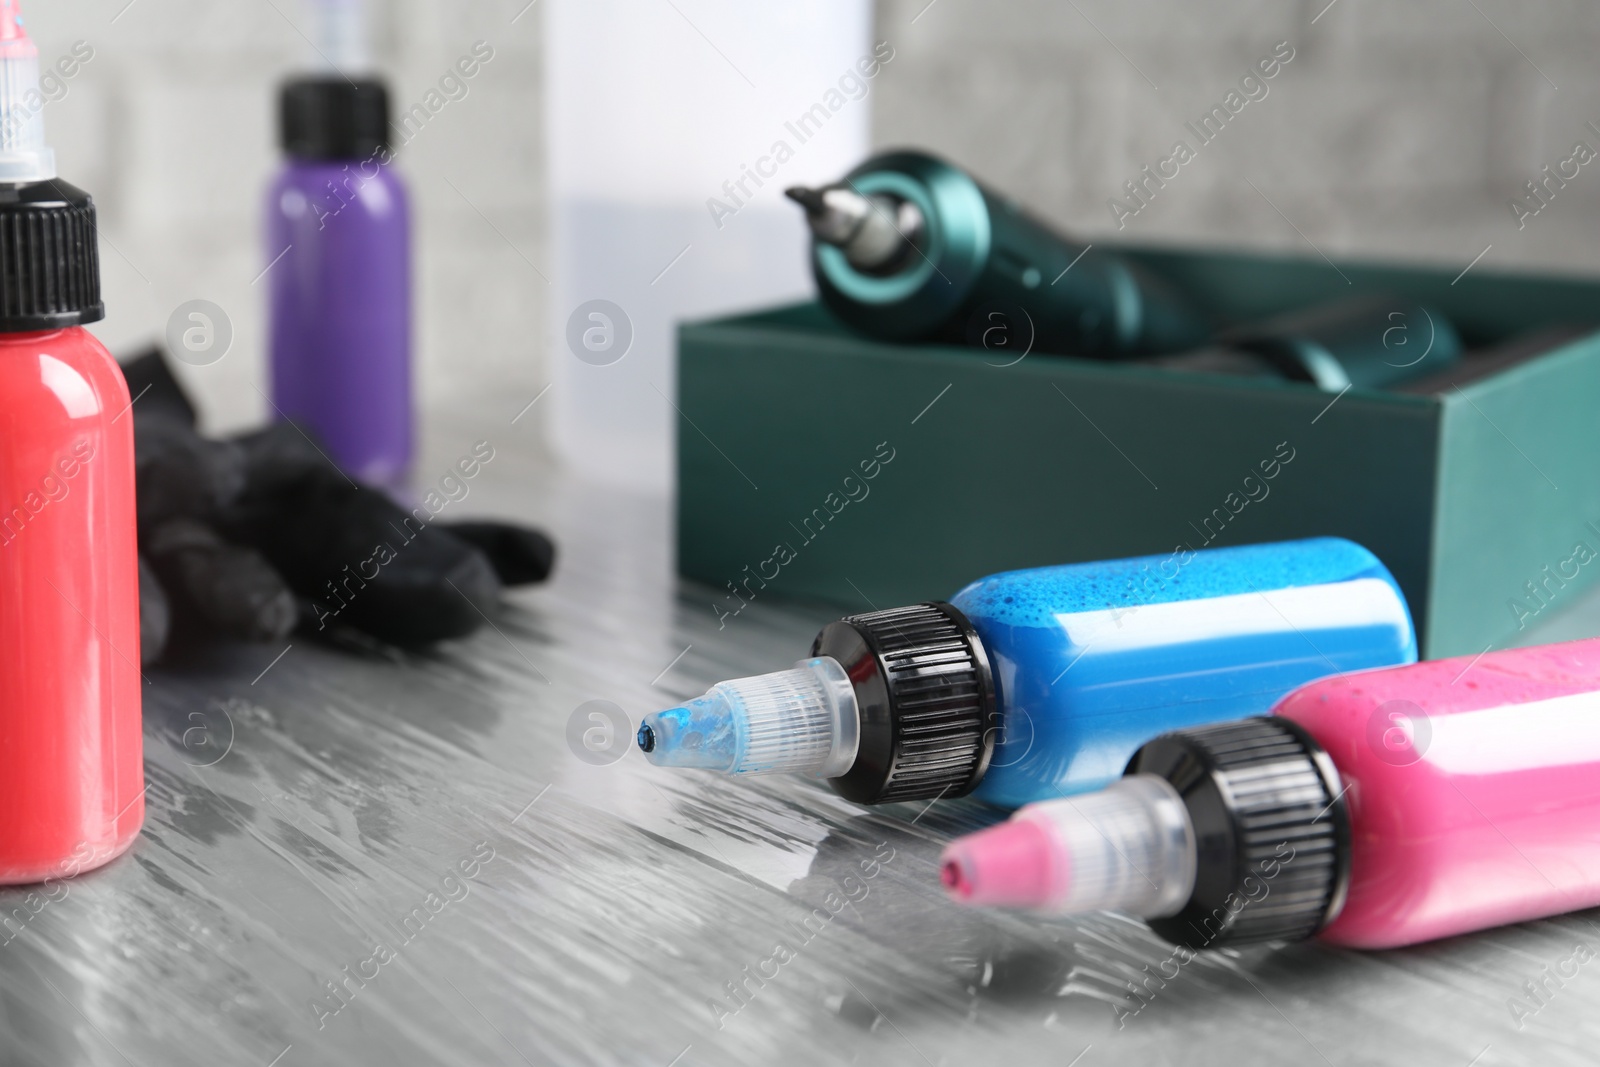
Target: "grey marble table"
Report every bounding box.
[3,403,1599,1067]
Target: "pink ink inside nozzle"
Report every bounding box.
[940,776,1199,918]
[0,0,25,42]
[0,0,33,60]
[941,819,1058,908]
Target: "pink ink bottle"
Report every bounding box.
[940,637,1600,950]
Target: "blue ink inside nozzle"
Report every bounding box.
[635,692,743,771]
[636,659,859,777]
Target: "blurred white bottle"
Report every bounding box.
[544,0,872,495]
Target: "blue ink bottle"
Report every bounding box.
[637,537,1416,808]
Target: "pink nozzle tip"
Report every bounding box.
[940,818,1059,909]
[0,0,26,42]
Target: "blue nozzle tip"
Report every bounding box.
[635,698,740,770]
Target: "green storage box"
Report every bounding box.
[676,245,1600,658]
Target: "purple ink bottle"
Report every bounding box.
[266,75,412,485]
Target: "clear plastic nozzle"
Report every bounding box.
[0,0,56,183]
[307,0,371,72]
[941,775,1197,918]
[636,657,859,778]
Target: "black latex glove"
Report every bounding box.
[134,418,245,529]
[145,518,297,642]
[122,345,200,427]
[139,555,170,666]
[440,522,557,585]
[123,346,557,657]
[126,349,298,654]
[220,423,502,646]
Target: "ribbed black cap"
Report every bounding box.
[1130,717,1349,949]
[811,601,997,804]
[279,77,390,160]
[0,179,103,332]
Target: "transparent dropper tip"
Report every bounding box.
[308,0,372,72]
[634,689,742,771]
[636,657,859,778]
[942,775,1198,918]
[0,0,56,183]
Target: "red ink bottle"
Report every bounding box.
[0,0,143,884]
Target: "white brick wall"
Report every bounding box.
[26,0,543,438]
[24,0,1600,447]
[873,0,1600,276]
